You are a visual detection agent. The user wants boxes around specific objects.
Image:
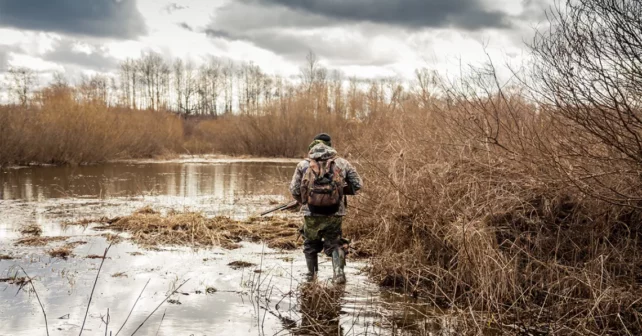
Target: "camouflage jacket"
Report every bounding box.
[289,143,362,216]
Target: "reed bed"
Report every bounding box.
[0,87,183,166]
[76,208,302,250]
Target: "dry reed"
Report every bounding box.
[0,87,183,166]
[293,282,344,335]
[15,236,68,246]
[48,246,73,259]
[19,223,43,236]
[71,208,302,250]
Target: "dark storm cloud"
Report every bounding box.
[250,0,511,30]
[43,39,119,71]
[0,0,147,38]
[208,1,396,64]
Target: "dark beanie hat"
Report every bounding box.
[313,133,332,143]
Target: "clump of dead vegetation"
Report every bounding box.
[0,276,30,287]
[15,236,68,247]
[48,246,73,259]
[19,223,42,236]
[0,254,14,260]
[291,282,344,335]
[227,261,256,270]
[74,208,302,250]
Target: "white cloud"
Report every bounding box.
[0,0,551,84]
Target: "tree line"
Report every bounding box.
[2,51,417,119]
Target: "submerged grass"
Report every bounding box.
[71,208,302,250]
[19,223,42,236]
[48,246,73,259]
[15,236,68,247]
[293,282,344,335]
[227,261,256,270]
[0,276,30,287]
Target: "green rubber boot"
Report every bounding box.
[331,248,346,285]
[305,254,318,281]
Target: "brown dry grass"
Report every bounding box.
[19,223,42,236]
[72,208,302,250]
[0,254,14,260]
[0,276,30,287]
[185,93,349,157]
[48,246,72,259]
[0,87,183,165]
[15,236,68,246]
[227,261,256,269]
[340,82,642,334]
[294,282,344,335]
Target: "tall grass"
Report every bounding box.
[0,86,183,165]
[341,77,642,334]
[185,92,350,157]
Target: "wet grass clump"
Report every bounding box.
[227,261,256,270]
[19,223,42,236]
[48,246,73,259]
[77,208,302,250]
[293,282,344,335]
[15,236,68,246]
[0,276,30,287]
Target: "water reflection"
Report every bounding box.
[0,161,296,201]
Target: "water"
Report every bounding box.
[0,158,450,336]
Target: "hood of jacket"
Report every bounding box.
[307,143,337,161]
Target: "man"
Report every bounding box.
[289,133,362,284]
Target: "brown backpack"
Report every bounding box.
[300,158,344,215]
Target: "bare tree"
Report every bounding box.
[173,58,184,113]
[301,51,319,92]
[531,0,642,204]
[7,67,37,106]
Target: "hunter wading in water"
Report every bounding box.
[290,133,362,284]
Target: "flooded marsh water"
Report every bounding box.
[0,159,467,336]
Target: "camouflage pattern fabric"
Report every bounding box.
[302,216,343,257]
[290,143,362,216]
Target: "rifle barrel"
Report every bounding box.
[260,201,298,216]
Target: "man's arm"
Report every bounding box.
[289,161,306,203]
[343,160,362,193]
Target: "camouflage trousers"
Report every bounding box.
[302,216,343,257]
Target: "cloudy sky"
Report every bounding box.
[0,0,552,81]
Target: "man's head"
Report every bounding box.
[308,133,332,150]
[313,133,332,147]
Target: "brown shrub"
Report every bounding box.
[0,87,183,165]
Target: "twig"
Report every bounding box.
[115,278,151,336]
[104,308,110,336]
[79,244,112,336]
[130,278,190,336]
[18,266,49,336]
[155,309,167,336]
